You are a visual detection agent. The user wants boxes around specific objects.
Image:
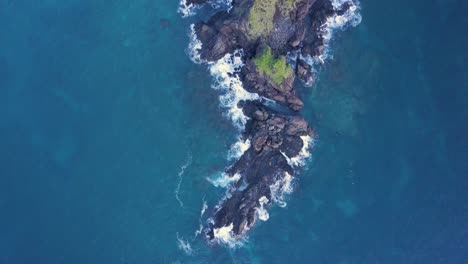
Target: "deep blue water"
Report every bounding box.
[0,0,467,263]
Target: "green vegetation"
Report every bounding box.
[248,0,279,37]
[254,47,293,85]
[248,0,299,37]
[281,0,298,16]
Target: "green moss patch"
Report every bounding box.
[248,0,279,37]
[248,0,299,37]
[254,47,293,85]
[280,0,298,15]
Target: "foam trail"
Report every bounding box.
[209,50,260,129]
[175,153,193,207]
[176,233,195,255]
[194,199,209,238]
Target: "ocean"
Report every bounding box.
[0,0,466,263]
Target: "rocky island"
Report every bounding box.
[180,0,361,245]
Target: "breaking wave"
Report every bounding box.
[207,172,241,188]
[178,0,199,17]
[290,135,314,167]
[295,0,361,81]
[179,0,233,17]
[228,138,250,160]
[270,172,294,208]
[281,135,314,168]
[211,223,246,248]
[188,24,203,64]
[317,0,362,63]
[187,29,260,129]
[209,50,260,129]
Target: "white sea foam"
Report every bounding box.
[207,172,241,188]
[188,31,258,132]
[317,0,362,63]
[282,135,314,168]
[270,172,294,208]
[256,196,270,221]
[212,223,245,247]
[176,233,194,255]
[179,0,233,17]
[188,24,203,64]
[228,138,250,160]
[175,153,193,207]
[209,0,233,11]
[294,0,361,81]
[209,50,260,129]
[290,135,314,167]
[178,0,199,17]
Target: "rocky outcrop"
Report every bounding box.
[183,0,359,243]
[207,101,313,239]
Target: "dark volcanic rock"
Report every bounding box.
[207,101,312,239]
